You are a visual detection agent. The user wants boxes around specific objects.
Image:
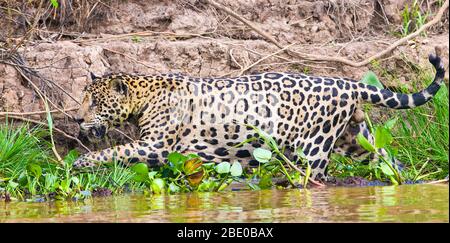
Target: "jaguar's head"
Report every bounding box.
[74,73,132,138]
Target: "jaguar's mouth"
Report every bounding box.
[89,125,107,138]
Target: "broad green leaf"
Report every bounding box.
[253,148,272,163]
[374,126,393,149]
[151,178,165,194]
[130,163,149,182]
[215,162,231,174]
[50,0,59,8]
[60,178,71,191]
[390,147,398,157]
[27,163,42,179]
[230,161,243,177]
[197,179,217,192]
[167,152,186,171]
[379,163,395,176]
[356,133,376,153]
[361,71,384,89]
[132,173,148,183]
[383,147,398,164]
[168,152,183,162]
[130,163,148,175]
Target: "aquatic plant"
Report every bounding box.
[126,152,245,193]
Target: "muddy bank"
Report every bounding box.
[0,0,449,153]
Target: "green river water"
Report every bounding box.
[1,184,448,222]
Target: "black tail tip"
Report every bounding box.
[429,53,445,70]
[428,53,441,67]
[429,53,445,78]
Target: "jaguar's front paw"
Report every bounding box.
[73,155,97,168]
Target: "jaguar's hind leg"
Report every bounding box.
[333,119,404,169]
[309,157,331,181]
[278,147,330,181]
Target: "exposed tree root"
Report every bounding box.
[206,0,449,67]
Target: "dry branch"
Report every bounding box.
[0,107,78,116]
[102,47,160,73]
[2,115,91,153]
[206,0,449,67]
[204,0,283,49]
[14,66,63,162]
[13,66,72,119]
[290,0,449,67]
[73,29,217,44]
[230,43,296,77]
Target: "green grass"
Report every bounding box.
[0,122,148,201]
[0,122,50,180]
[330,68,448,182]
[394,74,448,180]
[400,0,429,37]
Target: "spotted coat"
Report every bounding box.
[74,54,445,180]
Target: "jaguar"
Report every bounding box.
[73,53,445,180]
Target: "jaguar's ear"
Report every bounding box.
[109,78,128,95]
[90,72,98,81]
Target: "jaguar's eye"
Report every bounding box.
[90,99,98,108]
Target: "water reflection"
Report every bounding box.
[0,184,448,222]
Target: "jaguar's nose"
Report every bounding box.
[73,116,85,124]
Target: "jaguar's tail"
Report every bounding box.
[359,53,446,109]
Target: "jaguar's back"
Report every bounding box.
[74,54,445,180]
